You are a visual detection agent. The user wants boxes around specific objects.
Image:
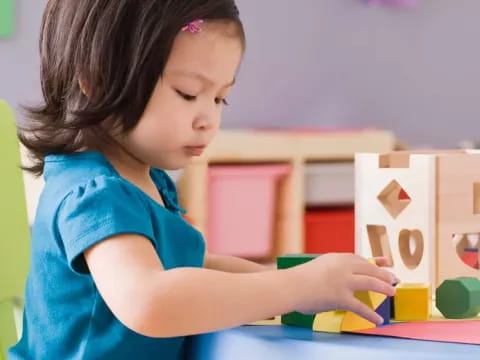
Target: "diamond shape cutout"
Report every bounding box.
[377,179,411,219]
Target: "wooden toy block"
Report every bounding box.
[435,277,480,319]
[277,254,320,269]
[278,255,385,331]
[341,311,375,331]
[313,299,390,334]
[249,316,282,326]
[355,151,480,289]
[394,283,431,321]
[376,297,392,325]
[355,290,386,309]
[277,254,320,328]
[341,290,387,331]
[390,294,395,320]
[281,312,315,329]
[312,311,346,333]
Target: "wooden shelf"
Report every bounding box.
[177,129,396,258]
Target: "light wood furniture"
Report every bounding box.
[177,129,395,259]
[356,150,480,289]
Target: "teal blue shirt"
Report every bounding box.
[9,152,206,359]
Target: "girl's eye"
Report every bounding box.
[176,90,196,101]
[176,89,229,105]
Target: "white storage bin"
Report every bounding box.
[305,162,354,206]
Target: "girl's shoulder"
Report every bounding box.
[42,152,145,210]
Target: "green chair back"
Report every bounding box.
[0,100,30,358]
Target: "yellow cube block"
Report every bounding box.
[313,311,346,333]
[394,283,431,321]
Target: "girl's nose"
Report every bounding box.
[192,111,219,132]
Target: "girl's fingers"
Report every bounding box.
[352,275,396,297]
[373,256,389,267]
[346,297,384,325]
[372,257,401,284]
[353,261,397,285]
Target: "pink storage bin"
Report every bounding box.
[207,164,290,258]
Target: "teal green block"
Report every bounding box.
[281,311,314,329]
[277,254,320,269]
[436,277,480,319]
[0,0,14,37]
[277,254,320,329]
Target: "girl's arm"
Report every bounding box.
[204,252,271,273]
[84,234,396,338]
[84,234,293,338]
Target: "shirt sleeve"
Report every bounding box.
[56,175,155,274]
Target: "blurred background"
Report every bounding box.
[2,0,480,264]
[3,0,480,148]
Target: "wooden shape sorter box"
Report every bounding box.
[355,151,480,288]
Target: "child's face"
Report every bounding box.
[119,23,243,170]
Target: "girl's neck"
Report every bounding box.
[99,144,151,184]
[97,145,165,207]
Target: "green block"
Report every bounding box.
[281,312,315,329]
[277,254,320,269]
[277,254,320,329]
[0,0,14,37]
[436,277,480,319]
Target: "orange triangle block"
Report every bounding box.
[340,290,387,332]
[341,311,376,332]
[369,291,387,310]
[313,291,388,333]
[312,311,346,333]
[354,290,386,310]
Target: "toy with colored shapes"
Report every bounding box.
[277,254,320,328]
[312,290,390,333]
[277,254,320,269]
[277,254,390,331]
[436,277,480,319]
[248,316,282,326]
[281,312,314,329]
[312,311,346,333]
[341,290,388,331]
[394,283,430,321]
[375,296,391,325]
[355,151,480,290]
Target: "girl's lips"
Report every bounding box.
[184,146,206,156]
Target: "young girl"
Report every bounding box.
[10,0,397,359]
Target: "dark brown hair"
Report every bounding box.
[21,0,245,176]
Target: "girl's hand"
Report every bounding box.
[284,253,397,325]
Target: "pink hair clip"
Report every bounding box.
[181,19,204,34]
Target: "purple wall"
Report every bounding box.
[2,0,480,148]
[225,0,480,148]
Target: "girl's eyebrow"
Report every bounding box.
[168,70,236,88]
